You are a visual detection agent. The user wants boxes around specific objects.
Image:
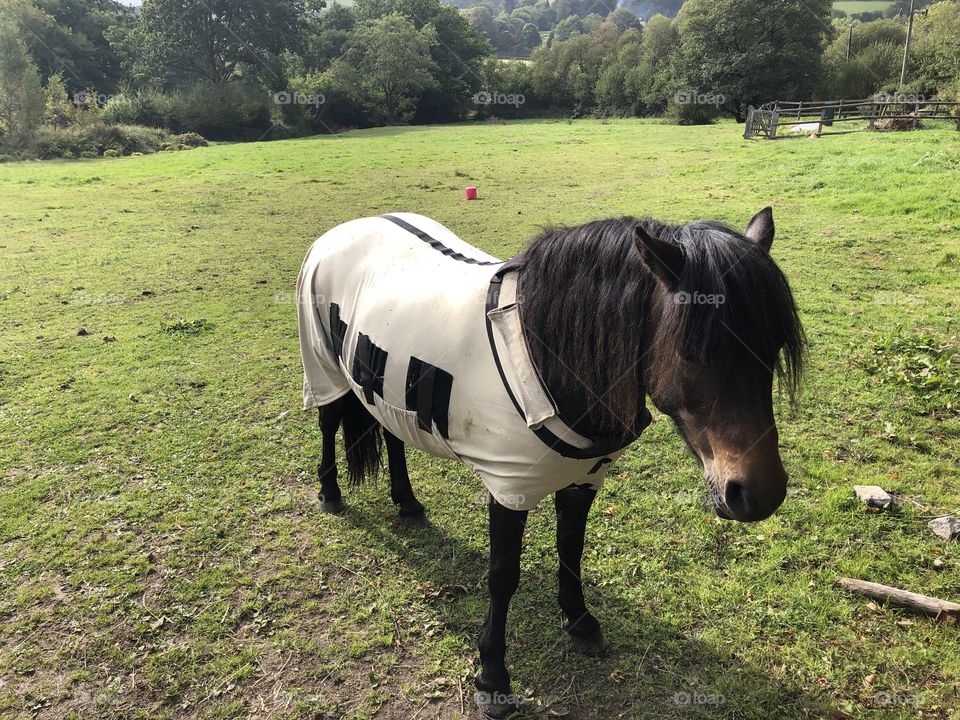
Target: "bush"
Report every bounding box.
[100,94,140,125]
[167,131,208,147]
[32,125,98,158]
[157,82,273,140]
[664,98,720,125]
[30,123,169,159]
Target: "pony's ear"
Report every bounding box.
[634,225,684,290]
[745,206,775,252]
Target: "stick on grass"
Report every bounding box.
[837,577,960,621]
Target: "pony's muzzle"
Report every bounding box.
[719,476,786,522]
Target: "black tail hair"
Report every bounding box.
[341,392,383,485]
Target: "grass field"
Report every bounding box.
[833,1,893,14]
[1,119,959,720]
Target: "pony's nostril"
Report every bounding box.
[724,480,748,516]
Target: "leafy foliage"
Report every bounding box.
[3,0,960,139]
[672,0,833,121]
[4,0,132,93]
[343,13,439,124]
[29,122,169,158]
[109,0,305,87]
[0,17,44,146]
[863,332,960,416]
[41,71,71,127]
[911,1,960,95]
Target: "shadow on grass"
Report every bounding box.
[331,500,830,720]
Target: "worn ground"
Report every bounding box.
[1,119,959,719]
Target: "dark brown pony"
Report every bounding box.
[312,207,804,718]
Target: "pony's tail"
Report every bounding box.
[341,392,383,485]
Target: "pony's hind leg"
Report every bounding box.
[555,484,611,656]
[317,400,345,514]
[384,431,427,526]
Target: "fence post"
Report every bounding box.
[744,106,755,139]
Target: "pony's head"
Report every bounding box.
[635,208,804,522]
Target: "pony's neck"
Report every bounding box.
[515,219,658,440]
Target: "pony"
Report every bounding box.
[296,207,804,718]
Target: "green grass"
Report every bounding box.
[1,119,959,719]
[833,1,893,14]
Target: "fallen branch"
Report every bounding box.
[837,577,960,622]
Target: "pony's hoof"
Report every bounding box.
[399,510,429,528]
[320,497,345,515]
[569,629,612,657]
[474,690,521,719]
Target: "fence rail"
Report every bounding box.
[744,98,960,139]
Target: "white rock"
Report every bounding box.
[929,516,960,542]
[853,485,893,508]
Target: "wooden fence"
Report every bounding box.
[743,98,960,139]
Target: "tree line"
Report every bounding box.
[1,0,959,158]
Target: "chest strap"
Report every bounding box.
[484,265,644,460]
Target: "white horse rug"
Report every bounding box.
[297,213,638,510]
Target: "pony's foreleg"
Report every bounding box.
[554,485,611,656]
[383,431,427,526]
[475,495,528,719]
[317,400,344,514]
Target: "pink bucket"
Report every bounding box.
[464,186,478,200]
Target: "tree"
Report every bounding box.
[608,7,642,33]
[353,0,491,122]
[346,13,438,124]
[0,18,44,146]
[2,0,130,93]
[301,3,356,71]
[109,0,307,87]
[550,15,582,43]
[911,1,960,95]
[478,55,535,117]
[620,0,685,18]
[581,13,605,32]
[34,0,133,90]
[673,0,833,121]
[532,25,619,113]
[819,19,905,98]
[554,0,574,22]
[627,13,677,113]
[532,0,556,31]
[596,31,645,115]
[518,22,542,53]
[43,71,72,126]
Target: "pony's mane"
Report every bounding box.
[515,216,805,437]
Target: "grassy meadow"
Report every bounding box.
[1,119,959,719]
[833,1,894,14]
